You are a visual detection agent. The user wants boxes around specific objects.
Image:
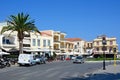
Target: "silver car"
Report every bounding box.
[35,55,46,64]
[73,56,84,63]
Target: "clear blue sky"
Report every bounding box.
[0,0,120,49]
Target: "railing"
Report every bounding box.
[54,49,60,50]
[60,39,65,41]
[23,40,31,44]
[60,46,65,48]
[2,43,16,47]
[54,40,60,42]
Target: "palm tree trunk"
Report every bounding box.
[19,40,23,54]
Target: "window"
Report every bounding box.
[90,43,93,47]
[96,41,99,45]
[110,41,113,45]
[43,40,46,47]
[96,47,99,51]
[48,40,50,46]
[109,47,112,52]
[88,43,89,47]
[37,39,40,46]
[32,39,36,46]
[2,37,5,44]
[74,45,77,49]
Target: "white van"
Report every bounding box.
[18,54,36,66]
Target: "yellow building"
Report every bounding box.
[93,36,118,57]
[42,30,73,55]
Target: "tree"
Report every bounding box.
[1,12,40,54]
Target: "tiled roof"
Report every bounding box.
[65,38,82,42]
[41,32,52,36]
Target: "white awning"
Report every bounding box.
[56,53,65,55]
[0,52,10,55]
[23,48,43,52]
[1,47,19,52]
[23,48,54,52]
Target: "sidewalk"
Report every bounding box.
[84,64,120,80]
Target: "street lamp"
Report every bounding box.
[113,47,117,66]
[102,36,107,70]
[49,46,52,57]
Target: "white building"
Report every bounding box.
[0,22,54,56]
[65,38,86,56]
[0,22,18,53]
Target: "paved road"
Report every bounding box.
[0,61,109,80]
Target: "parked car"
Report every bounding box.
[35,55,46,64]
[73,56,85,63]
[18,54,36,66]
[71,56,76,60]
[40,56,46,64]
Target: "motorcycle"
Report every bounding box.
[0,59,5,68]
[0,58,11,69]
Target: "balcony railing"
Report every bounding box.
[54,48,60,50]
[60,39,65,41]
[60,46,65,48]
[54,40,60,43]
[23,40,31,44]
[2,43,16,48]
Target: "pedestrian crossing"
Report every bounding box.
[0,66,83,80]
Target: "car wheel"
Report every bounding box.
[19,64,22,67]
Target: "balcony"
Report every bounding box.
[54,40,60,42]
[54,40,60,44]
[54,49,60,53]
[23,39,31,44]
[60,46,65,48]
[2,43,16,48]
[60,39,66,42]
[24,37,30,39]
[2,37,17,48]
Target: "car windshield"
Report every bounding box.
[76,56,82,59]
[35,55,41,58]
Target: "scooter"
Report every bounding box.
[0,59,6,68]
[4,59,11,67]
[0,58,11,69]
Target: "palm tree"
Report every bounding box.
[1,13,40,54]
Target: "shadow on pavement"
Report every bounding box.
[61,73,120,80]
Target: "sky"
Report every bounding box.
[0,0,120,49]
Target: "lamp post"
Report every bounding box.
[49,46,52,57]
[113,47,117,66]
[102,36,107,70]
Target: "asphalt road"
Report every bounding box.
[0,61,109,80]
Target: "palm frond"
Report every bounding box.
[0,25,15,34]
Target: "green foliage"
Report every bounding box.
[86,57,120,61]
[5,55,18,58]
[1,12,40,54]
